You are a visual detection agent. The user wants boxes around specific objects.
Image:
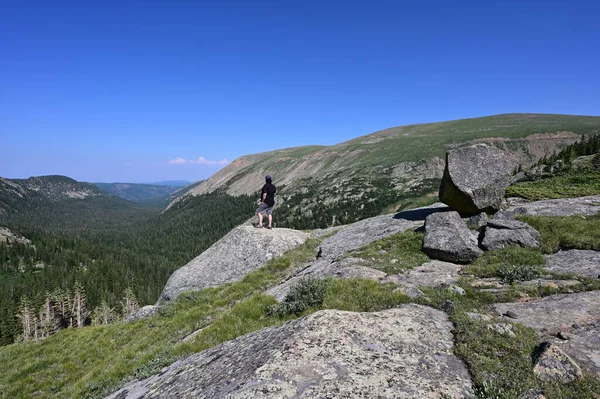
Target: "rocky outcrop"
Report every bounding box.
[439,144,518,213]
[533,342,583,383]
[267,203,447,301]
[316,211,427,260]
[480,219,540,250]
[159,226,309,302]
[0,227,31,245]
[505,195,600,217]
[544,250,600,278]
[125,305,158,322]
[106,306,473,399]
[422,211,483,263]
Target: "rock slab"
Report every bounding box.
[439,144,517,213]
[316,213,423,260]
[544,250,600,279]
[422,211,483,263]
[159,226,309,302]
[106,305,473,399]
[505,195,600,217]
[494,290,600,333]
[480,218,540,250]
[384,260,463,288]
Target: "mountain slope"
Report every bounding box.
[170,113,600,229]
[0,175,113,216]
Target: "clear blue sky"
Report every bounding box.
[1,0,599,183]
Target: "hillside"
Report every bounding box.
[0,175,108,215]
[171,113,600,229]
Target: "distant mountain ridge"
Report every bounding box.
[94,182,182,203]
[0,175,109,215]
[150,180,190,187]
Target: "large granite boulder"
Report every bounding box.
[106,305,473,399]
[159,226,309,302]
[422,211,483,263]
[480,218,540,250]
[439,144,518,213]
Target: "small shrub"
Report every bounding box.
[268,278,329,317]
[498,264,541,284]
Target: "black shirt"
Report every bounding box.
[261,183,276,207]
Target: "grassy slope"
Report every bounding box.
[228,113,600,175]
[506,170,600,200]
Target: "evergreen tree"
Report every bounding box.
[121,288,139,318]
[38,293,58,338]
[71,281,88,328]
[91,301,117,326]
[16,296,37,342]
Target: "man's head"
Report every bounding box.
[265,175,272,183]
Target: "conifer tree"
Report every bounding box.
[91,301,117,326]
[71,281,88,328]
[52,288,73,328]
[121,287,139,318]
[38,293,58,338]
[16,296,37,342]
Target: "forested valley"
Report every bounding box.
[0,191,256,345]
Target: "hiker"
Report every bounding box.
[256,175,276,229]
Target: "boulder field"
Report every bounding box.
[111,192,600,398]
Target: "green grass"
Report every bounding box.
[519,214,600,253]
[506,170,600,200]
[346,230,429,274]
[322,279,410,311]
[463,247,546,279]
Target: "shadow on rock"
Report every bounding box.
[394,206,450,221]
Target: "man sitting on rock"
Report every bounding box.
[256,175,276,229]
